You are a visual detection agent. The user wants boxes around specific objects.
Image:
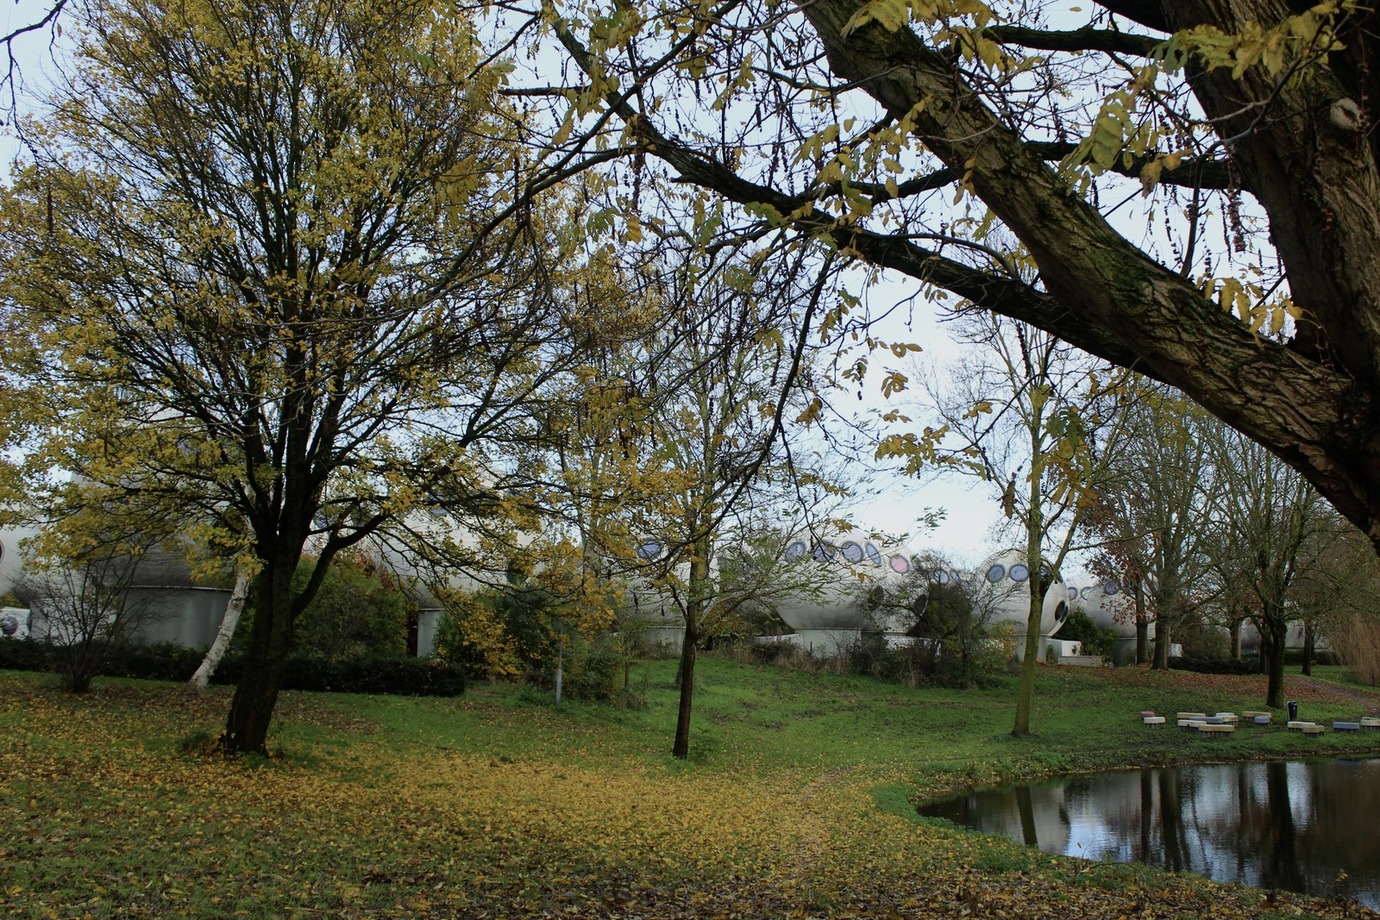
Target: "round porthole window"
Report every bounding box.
[637,541,662,560]
[1104,581,1120,596]
[889,555,910,574]
[865,543,883,565]
[785,541,807,559]
[985,563,1006,583]
[1009,564,1029,582]
[841,541,864,563]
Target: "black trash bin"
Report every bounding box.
[1288,700,1298,721]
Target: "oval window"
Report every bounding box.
[1009,564,1029,582]
[865,543,883,566]
[889,555,910,574]
[841,541,864,563]
[637,541,662,560]
[785,541,807,559]
[985,564,1006,583]
[1104,580,1120,596]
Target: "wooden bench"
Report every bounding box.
[1142,715,1166,727]
[1251,714,1272,726]
[1360,718,1380,731]
[1302,724,1326,736]
[1333,721,1361,732]
[1287,720,1315,731]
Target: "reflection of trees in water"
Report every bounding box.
[921,759,1380,909]
[1259,761,1305,895]
[1157,769,1191,872]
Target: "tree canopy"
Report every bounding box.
[537,0,1380,550]
[0,0,596,752]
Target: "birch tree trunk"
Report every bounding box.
[187,561,252,695]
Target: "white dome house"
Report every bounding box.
[972,549,1069,661]
[772,530,927,655]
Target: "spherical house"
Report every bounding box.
[972,549,1069,661]
[1063,578,1151,665]
[771,531,928,655]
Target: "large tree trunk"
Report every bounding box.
[589,0,1380,551]
[1152,622,1171,670]
[188,561,252,694]
[221,562,296,755]
[1261,611,1288,709]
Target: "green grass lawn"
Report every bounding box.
[2,656,1378,918]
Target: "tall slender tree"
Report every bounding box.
[901,309,1134,735]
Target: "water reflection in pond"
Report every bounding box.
[918,759,1380,909]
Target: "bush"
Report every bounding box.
[525,632,631,703]
[432,584,632,701]
[1058,608,1118,658]
[838,630,1005,689]
[277,653,466,697]
[289,553,415,660]
[0,638,465,697]
[0,637,52,672]
[108,641,207,682]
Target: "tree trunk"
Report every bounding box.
[672,611,698,759]
[672,546,711,759]
[1012,574,1045,737]
[1262,613,1288,709]
[188,561,252,694]
[1302,622,1315,676]
[1152,622,1171,670]
[1133,583,1149,665]
[1229,618,1242,661]
[221,563,295,755]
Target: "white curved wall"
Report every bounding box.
[972,549,1069,643]
[774,531,923,639]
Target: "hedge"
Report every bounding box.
[0,638,465,697]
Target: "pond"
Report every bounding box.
[918,759,1380,909]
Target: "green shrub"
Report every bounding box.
[0,638,464,697]
[1058,608,1117,658]
[280,653,466,696]
[290,553,415,660]
[0,637,52,672]
[109,641,206,681]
